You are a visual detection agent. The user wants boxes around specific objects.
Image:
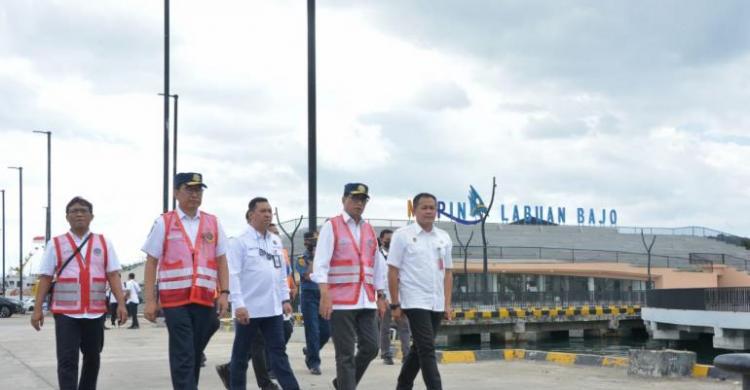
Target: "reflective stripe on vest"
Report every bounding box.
[157,210,219,308]
[50,233,109,315]
[327,215,378,305]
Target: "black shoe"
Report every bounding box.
[201,353,207,367]
[303,347,311,369]
[383,356,395,365]
[215,363,230,389]
[309,366,321,375]
[332,378,339,390]
[261,384,280,390]
[128,325,139,329]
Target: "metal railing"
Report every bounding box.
[452,245,696,269]
[646,287,750,312]
[451,290,646,310]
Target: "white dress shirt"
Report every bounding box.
[141,207,227,259]
[39,231,122,319]
[387,223,453,311]
[228,225,291,319]
[311,212,386,310]
[125,279,141,304]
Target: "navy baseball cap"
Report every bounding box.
[343,183,369,198]
[174,172,207,188]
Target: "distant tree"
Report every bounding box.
[641,230,657,290]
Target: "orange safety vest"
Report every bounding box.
[328,215,377,305]
[157,211,219,308]
[51,233,109,315]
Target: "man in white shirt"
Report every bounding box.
[388,193,453,390]
[377,229,411,365]
[125,272,141,329]
[227,197,299,390]
[312,183,388,390]
[142,172,230,390]
[105,274,125,329]
[30,196,128,390]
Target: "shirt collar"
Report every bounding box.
[176,207,201,221]
[412,222,435,236]
[246,223,270,240]
[341,211,363,226]
[68,230,91,241]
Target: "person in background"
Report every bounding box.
[377,229,411,365]
[105,273,125,329]
[125,272,141,329]
[295,230,330,375]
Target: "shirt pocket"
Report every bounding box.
[243,248,263,271]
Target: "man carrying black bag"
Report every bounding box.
[31,196,127,390]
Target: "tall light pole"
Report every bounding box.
[8,167,22,301]
[162,0,171,214]
[307,0,317,233]
[32,130,51,242]
[1,189,5,296]
[159,93,178,210]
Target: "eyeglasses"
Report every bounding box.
[258,248,282,268]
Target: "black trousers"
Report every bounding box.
[108,303,117,326]
[397,309,443,390]
[163,304,217,390]
[329,309,379,390]
[127,302,139,327]
[230,315,299,390]
[54,314,105,390]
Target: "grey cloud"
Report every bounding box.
[412,82,470,111]
[524,116,589,139]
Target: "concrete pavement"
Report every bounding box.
[0,314,741,389]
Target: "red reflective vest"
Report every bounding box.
[157,211,219,308]
[51,233,109,315]
[328,215,377,305]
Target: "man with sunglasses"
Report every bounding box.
[226,197,299,390]
[312,183,388,390]
[141,172,230,390]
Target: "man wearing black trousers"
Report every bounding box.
[125,272,141,329]
[387,193,453,390]
[30,196,128,390]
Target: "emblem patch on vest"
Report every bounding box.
[93,248,102,256]
[202,232,215,244]
[298,257,306,267]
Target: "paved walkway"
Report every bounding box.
[0,315,741,389]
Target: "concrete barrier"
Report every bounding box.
[438,348,732,381]
[627,349,696,378]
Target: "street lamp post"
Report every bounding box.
[8,167,23,301]
[307,0,317,233]
[1,189,5,295]
[32,130,52,242]
[162,0,171,214]
[158,93,179,210]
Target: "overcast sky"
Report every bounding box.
[1,0,749,270]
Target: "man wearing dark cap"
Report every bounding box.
[295,230,330,375]
[312,183,388,390]
[142,172,230,390]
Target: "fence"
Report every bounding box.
[451,290,646,310]
[646,287,750,312]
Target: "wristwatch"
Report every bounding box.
[389,303,400,310]
[220,290,230,295]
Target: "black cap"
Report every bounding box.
[343,183,369,198]
[174,172,207,189]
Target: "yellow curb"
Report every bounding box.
[547,352,576,365]
[602,356,628,367]
[692,364,710,378]
[441,351,476,364]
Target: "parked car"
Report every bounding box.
[0,297,24,318]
